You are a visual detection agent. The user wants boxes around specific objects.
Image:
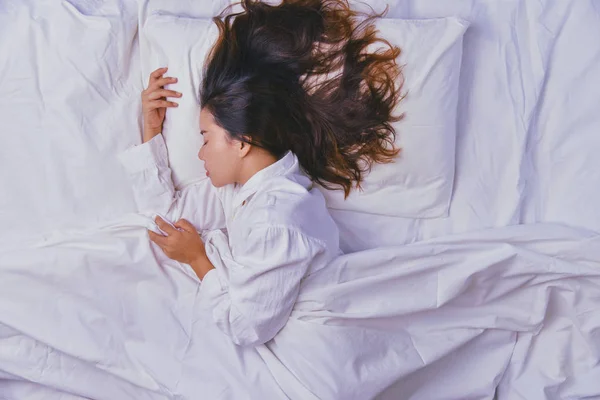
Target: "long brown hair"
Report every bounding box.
[200,0,403,197]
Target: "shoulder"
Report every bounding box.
[245,176,339,249]
[234,223,329,270]
[251,175,320,224]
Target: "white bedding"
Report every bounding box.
[1,0,600,399]
[1,221,599,399]
[0,0,142,244]
[332,0,600,251]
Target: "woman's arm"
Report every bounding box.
[198,225,324,347]
[118,133,226,231]
[118,67,227,231]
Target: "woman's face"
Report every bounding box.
[198,108,243,187]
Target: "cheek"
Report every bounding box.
[215,147,239,180]
[203,142,230,169]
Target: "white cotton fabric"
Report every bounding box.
[117,134,341,346]
[329,0,600,251]
[1,134,600,400]
[3,0,600,243]
[2,1,600,399]
[139,12,466,218]
[1,217,599,399]
[318,17,468,218]
[0,0,141,243]
[138,14,215,189]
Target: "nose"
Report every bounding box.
[198,145,204,161]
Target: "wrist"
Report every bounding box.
[143,126,162,143]
[190,254,214,280]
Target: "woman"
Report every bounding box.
[120,0,402,348]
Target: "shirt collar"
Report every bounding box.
[233,151,298,207]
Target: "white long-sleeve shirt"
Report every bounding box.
[117,134,340,346]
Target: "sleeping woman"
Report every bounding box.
[119,0,402,348]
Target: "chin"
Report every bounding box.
[206,174,234,188]
[209,178,225,188]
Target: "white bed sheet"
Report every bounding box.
[2,0,600,399]
[331,0,600,252]
[2,1,599,248]
[0,0,141,245]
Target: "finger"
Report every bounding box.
[144,100,179,110]
[155,216,178,235]
[148,230,168,246]
[148,77,178,91]
[147,89,182,101]
[174,219,197,233]
[149,67,168,81]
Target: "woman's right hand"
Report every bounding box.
[141,67,182,143]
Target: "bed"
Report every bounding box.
[1,0,599,399]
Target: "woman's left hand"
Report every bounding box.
[149,216,214,278]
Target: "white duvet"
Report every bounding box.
[1,220,599,399]
[2,0,600,399]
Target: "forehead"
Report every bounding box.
[200,108,216,127]
[199,108,232,142]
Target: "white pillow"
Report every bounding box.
[318,17,469,218]
[140,10,222,189]
[141,11,468,219]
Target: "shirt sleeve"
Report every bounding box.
[198,225,324,347]
[117,134,226,231]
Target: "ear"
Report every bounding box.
[238,137,252,158]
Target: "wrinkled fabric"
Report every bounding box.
[118,134,340,346]
[1,0,600,399]
[1,221,599,399]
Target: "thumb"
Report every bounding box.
[174,219,196,233]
